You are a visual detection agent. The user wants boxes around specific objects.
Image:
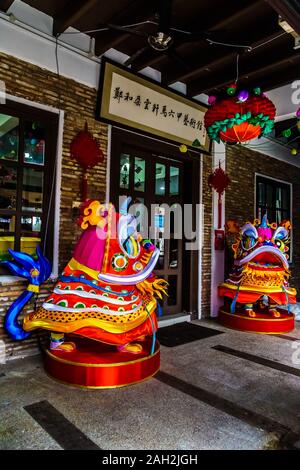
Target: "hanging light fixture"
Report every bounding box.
[148,32,173,51]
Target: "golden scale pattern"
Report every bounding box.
[29,302,147,325]
[241,270,286,288]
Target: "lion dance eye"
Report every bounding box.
[111,253,128,272]
[241,235,257,251]
[275,239,285,252]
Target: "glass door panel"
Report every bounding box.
[134,157,145,192]
[115,148,184,316]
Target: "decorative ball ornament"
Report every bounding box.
[282,128,292,138]
[204,87,276,144]
[297,120,300,131]
[291,148,298,156]
[237,90,249,103]
[227,83,237,96]
[296,107,300,118]
[179,144,188,153]
[253,87,261,96]
[208,95,217,105]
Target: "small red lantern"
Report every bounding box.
[70,122,104,201]
[208,162,230,229]
[205,88,276,144]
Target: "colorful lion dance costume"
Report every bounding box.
[3,198,167,387]
[218,215,296,333]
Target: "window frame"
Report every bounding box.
[254,172,293,262]
[0,99,59,270]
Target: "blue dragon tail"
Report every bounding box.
[2,246,52,341]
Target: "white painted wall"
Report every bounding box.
[267,84,299,119]
[0,12,101,89]
[0,2,162,88]
[244,136,300,168]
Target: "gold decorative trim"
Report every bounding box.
[23,299,157,334]
[46,345,160,368]
[102,203,113,273]
[219,309,294,322]
[46,368,159,389]
[68,258,99,280]
[220,283,296,295]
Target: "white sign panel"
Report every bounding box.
[99,60,210,152]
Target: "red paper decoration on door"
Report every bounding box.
[70,122,104,201]
[208,163,230,229]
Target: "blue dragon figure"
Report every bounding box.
[2,246,52,341]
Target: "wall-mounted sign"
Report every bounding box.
[98,59,210,153]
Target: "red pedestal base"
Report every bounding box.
[219,308,294,334]
[45,336,160,389]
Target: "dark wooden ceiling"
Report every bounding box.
[1,0,300,97]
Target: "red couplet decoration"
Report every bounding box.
[70,122,104,201]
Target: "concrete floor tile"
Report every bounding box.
[1,320,300,449]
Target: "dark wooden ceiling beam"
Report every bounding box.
[187,50,300,96]
[164,30,287,86]
[95,32,129,56]
[133,0,264,72]
[94,0,154,57]
[240,57,300,92]
[0,0,15,11]
[53,0,99,36]
[265,0,300,35]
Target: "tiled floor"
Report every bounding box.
[0,319,300,450]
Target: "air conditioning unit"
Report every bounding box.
[278,16,300,49]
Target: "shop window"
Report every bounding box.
[0,101,58,267]
[256,175,291,224]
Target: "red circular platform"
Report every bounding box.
[219,308,294,334]
[45,336,160,389]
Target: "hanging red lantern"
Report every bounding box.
[204,87,276,144]
[208,162,230,229]
[70,122,104,201]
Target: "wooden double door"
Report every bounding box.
[111,128,201,317]
[110,131,187,316]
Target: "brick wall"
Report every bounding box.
[0,51,108,359]
[225,144,300,295]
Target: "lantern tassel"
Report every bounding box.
[82,171,88,202]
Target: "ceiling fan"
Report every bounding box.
[95,0,251,69]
